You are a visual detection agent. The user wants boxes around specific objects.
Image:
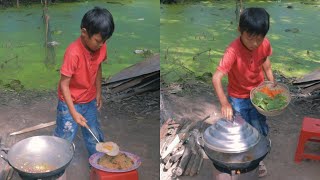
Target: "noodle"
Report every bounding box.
[98,153,134,170]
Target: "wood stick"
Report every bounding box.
[10,121,56,136]
[174,144,192,176]
[162,153,171,164]
[160,118,173,140]
[164,158,173,171]
[184,153,196,176]
[160,135,175,156]
[190,128,204,176]
[189,152,202,176]
[183,130,197,176]
[197,156,204,175]
[170,145,185,163]
[160,134,181,159]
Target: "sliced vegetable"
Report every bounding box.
[252,88,287,111]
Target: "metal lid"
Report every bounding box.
[203,114,260,153]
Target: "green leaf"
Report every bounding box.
[252,92,287,111]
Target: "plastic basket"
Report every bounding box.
[250,81,291,116]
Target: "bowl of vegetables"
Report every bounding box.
[250,81,291,116]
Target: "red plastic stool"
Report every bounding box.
[90,168,139,180]
[294,117,320,163]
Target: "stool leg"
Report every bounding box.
[294,132,309,163]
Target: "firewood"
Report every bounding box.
[160,118,173,140]
[174,144,192,176]
[161,130,191,165]
[161,134,181,159]
[184,153,196,176]
[164,158,173,171]
[162,153,172,164]
[167,123,180,129]
[178,119,195,134]
[174,131,197,176]
[167,126,179,136]
[189,128,204,176]
[197,156,204,175]
[189,152,202,176]
[170,146,185,163]
[160,135,175,156]
[183,130,197,176]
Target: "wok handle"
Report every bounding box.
[196,134,205,149]
[72,142,76,152]
[0,148,9,163]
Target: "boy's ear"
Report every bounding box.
[81,28,88,37]
[237,26,240,33]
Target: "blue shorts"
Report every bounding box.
[53,99,105,157]
[228,96,268,136]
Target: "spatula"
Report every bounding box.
[85,124,119,156]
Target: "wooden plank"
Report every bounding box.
[105,78,132,88]
[109,71,159,93]
[106,71,159,89]
[108,81,159,101]
[296,81,320,88]
[107,54,160,84]
[110,76,145,93]
[293,69,320,84]
[10,121,56,136]
[301,83,320,94]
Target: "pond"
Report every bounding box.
[0,0,159,90]
[160,0,320,83]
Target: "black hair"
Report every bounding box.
[239,7,269,37]
[81,6,115,40]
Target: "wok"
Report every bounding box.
[0,136,75,180]
[198,132,271,173]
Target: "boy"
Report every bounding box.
[54,6,115,157]
[212,7,275,177]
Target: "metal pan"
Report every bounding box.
[0,136,75,179]
[197,133,271,173]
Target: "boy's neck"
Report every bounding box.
[239,36,253,52]
[80,38,95,54]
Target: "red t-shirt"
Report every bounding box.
[217,37,272,98]
[58,37,107,103]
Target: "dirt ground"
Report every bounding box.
[0,89,159,180]
[160,80,320,180]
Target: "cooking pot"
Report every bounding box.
[0,136,75,180]
[198,114,271,174]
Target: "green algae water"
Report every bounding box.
[160,0,320,83]
[0,0,159,90]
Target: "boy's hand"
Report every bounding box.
[96,95,103,110]
[72,112,88,127]
[221,102,233,121]
[272,81,278,87]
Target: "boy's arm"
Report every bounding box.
[212,70,233,120]
[60,75,87,127]
[96,64,102,110]
[262,57,276,84]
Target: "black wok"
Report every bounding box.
[0,136,74,180]
[198,133,271,174]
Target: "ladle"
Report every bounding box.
[85,124,119,156]
[85,124,100,143]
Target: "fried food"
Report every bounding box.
[20,162,55,173]
[96,142,120,156]
[98,152,134,170]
